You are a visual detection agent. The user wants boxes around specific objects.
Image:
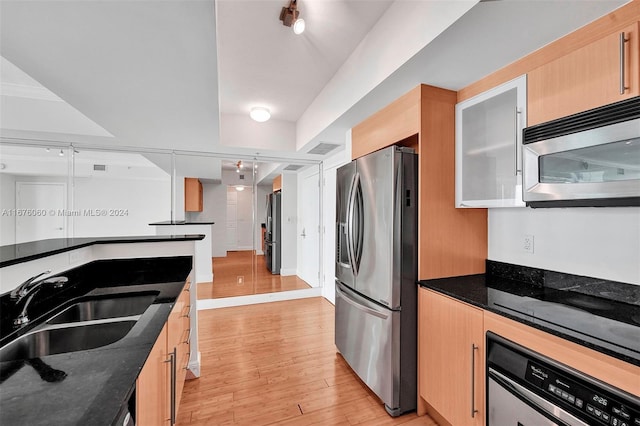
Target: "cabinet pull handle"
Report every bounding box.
[620,32,629,94]
[164,349,177,425]
[471,344,479,418]
[184,328,191,345]
[514,107,522,176]
[182,305,191,318]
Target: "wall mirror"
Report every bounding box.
[0,142,322,303]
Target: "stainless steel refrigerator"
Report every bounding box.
[335,145,417,416]
[264,192,281,274]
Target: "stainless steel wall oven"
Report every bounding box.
[523,96,640,207]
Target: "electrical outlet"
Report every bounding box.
[237,276,244,285]
[523,234,535,254]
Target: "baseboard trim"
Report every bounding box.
[197,287,323,310]
[279,268,296,276]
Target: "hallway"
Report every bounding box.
[197,251,312,299]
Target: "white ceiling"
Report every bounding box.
[216,0,393,122]
[0,0,630,170]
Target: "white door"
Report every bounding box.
[298,169,319,287]
[16,182,66,243]
[236,189,253,250]
[226,188,237,250]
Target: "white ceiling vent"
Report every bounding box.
[283,164,304,171]
[93,164,107,171]
[307,143,340,155]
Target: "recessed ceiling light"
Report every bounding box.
[250,107,271,122]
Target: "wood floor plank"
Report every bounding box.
[197,251,312,299]
[177,298,437,426]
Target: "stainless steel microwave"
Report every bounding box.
[523,97,640,207]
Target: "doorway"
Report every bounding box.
[197,163,319,301]
[15,182,67,243]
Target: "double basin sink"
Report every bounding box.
[0,293,157,362]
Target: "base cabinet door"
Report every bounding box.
[418,288,484,426]
[137,324,170,426]
[137,278,192,425]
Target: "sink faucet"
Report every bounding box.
[12,273,69,326]
[10,270,52,300]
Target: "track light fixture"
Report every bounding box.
[236,161,243,173]
[279,0,305,34]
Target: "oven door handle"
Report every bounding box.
[488,368,575,426]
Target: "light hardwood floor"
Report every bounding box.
[177,298,437,426]
[197,251,312,300]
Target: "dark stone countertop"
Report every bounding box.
[419,260,640,366]
[0,256,192,426]
[0,235,204,268]
[149,221,215,226]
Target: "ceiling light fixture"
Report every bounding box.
[279,0,305,34]
[58,149,64,157]
[235,185,245,192]
[293,18,305,35]
[236,160,243,173]
[250,107,271,122]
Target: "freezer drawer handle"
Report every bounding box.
[336,285,388,320]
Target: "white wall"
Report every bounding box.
[0,174,170,242]
[489,207,640,285]
[280,173,298,275]
[186,182,227,258]
[0,173,17,245]
[74,176,169,237]
[320,134,351,304]
[221,169,253,187]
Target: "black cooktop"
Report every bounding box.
[419,261,640,366]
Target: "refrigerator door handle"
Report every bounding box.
[336,283,388,320]
[353,177,364,272]
[346,172,359,276]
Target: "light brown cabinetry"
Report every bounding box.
[418,288,484,426]
[527,21,639,126]
[184,178,203,212]
[352,85,487,281]
[137,324,169,426]
[172,280,191,410]
[272,175,282,192]
[136,280,191,426]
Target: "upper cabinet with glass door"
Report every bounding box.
[455,75,527,208]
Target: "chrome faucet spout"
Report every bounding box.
[12,275,69,326]
[10,270,52,300]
